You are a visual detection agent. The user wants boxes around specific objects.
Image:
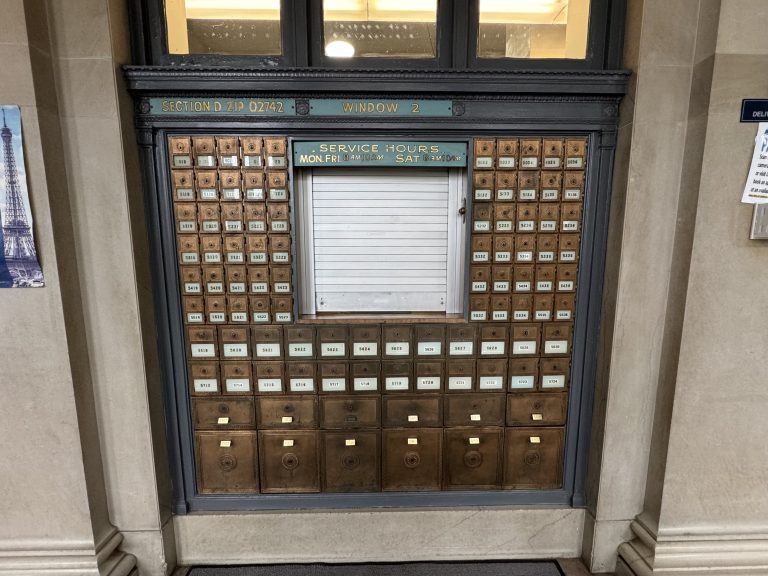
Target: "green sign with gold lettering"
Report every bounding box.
[308,99,453,117]
[149,97,296,115]
[293,141,467,167]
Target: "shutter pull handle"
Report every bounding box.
[459,197,467,222]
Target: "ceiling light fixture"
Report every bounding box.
[325,40,356,57]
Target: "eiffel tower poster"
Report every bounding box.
[0,105,43,288]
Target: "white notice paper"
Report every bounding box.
[742,122,768,204]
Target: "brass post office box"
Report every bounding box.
[473,172,494,202]
[513,264,534,292]
[222,361,252,394]
[266,171,289,202]
[269,235,291,265]
[219,170,242,201]
[506,393,567,426]
[560,203,582,233]
[189,361,220,395]
[535,264,556,292]
[177,235,200,265]
[264,138,288,168]
[202,264,225,294]
[382,428,442,491]
[271,264,292,294]
[511,324,540,356]
[559,234,580,262]
[540,358,570,390]
[516,204,537,233]
[540,171,563,201]
[243,171,265,201]
[446,359,475,392]
[517,171,539,201]
[223,235,245,264]
[557,264,578,292]
[490,294,511,321]
[444,393,505,425]
[259,430,319,492]
[509,358,539,391]
[169,137,192,168]
[317,326,349,359]
[470,265,491,293]
[226,265,247,294]
[471,235,491,263]
[285,326,314,359]
[555,293,576,321]
[322,431,380,492]
[254,361,285,394]
[251,325,283,359]
[514,235,535,263]
[193,136,216,168]
[496,139,518,169]
[219,326,250,359]
[216,136,240,168]
[257,396,317,428]
[479,324,508,357]
[196,431,258,493]
[519,139,542,170]
[565,138,587,169]
[383,395,441,427]
[246,235,268,265]
[492,265,512,293]
[285,361,316,393]
[172,169,194,200]
[350,326,381,358]
[318,361,348,393]
[495,171,517,201]
[244,203,267,234]
[249,295,270,323]
[228,295,248,323]
[198,203,221,233]
[415,360,444,392]
[470,294,490,321]
[537,235,558,263]
[447,325,476,357]
[494,204,514,233]
[193,397,256,430]
[175,203,197,234]
[271,295,293,323]
[503,427,564,489]
[247,265,269,294]
[473,139,496,169]
[180,266,202,296]
[542,139,564,169]
[543,322,573,356]
[187,326,218,359]
[200,234,223,264]
[195,170,218,201]
[382,360,412,392]
[183,295,204,324]
[221,203,244,234]
[563,171,585,201]
[443,428,503,489]
[204,295,226,323]
[414,324,445,357]
[383,325,412,358]
[511,293,533,322]
[241,137,263,168]
[350,361,380,392]
[267,203,290,233]
[538,204,560,233]
[477,358,507,391]
[533,293,554,321]
[493,234,513,264]
[472,204,492,233]
[320,395,380,428]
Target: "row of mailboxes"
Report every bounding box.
[172,169,289,203]
[174,203,290,234]
[472,203,582,234]
[196,426,565,493]
[180,265,292,296]
[177,234,291,266]
[471,264,577,292]
[183,295,293,324]
[169,136,288,169]
[473,138,586,170]
[472,235,580,263]
[472,170,585,202]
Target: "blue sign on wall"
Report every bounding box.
[741,99,768,122]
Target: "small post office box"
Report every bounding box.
[494,204,515,233]
[249,295,270,323]
[284,326,314,359]
[247,265,270,294]
[477,358,507,391]
[446,359,475,392]
[383,325,413,358]
[271,295,293,323]
[519,138,541,169]
[204,295,226,323]
[492,265,512,293]
[513,264,534,292]
[563,171,585,201]
[509,358,539,391]
[472,204,492,233]
[350,361,380,392]
[318,361,348,393]
[187,326,218,359]
[497,139,518,169]
[443,428,503,489]
[415,360,444,392]
[474,139,496,169]
[227,295,248,323]
[241,137,263,168]
[202,264,225,294]
[469,294,490,322]
[267,203,290,233]
[169,137,192,169]
[382,428,442,491]
[540,358,570,390]
[285,362,316,393]
[254,361,285,394]
[172,169,194,200]
[175,203,197,234]
[244,203,267,233]
[219,326,250,359]
[269,235,291,265]
[251,326,283,359]
[517,171,539,201]
[542,139,564,169]
[516,204,537,233]
[350,326,381,358]
[471,235,492,263]
[479,324,508,357]
[264,138,288,168]
[511,324,540,356]
[555,293,576,321]
[226,265,247,294]
[193,397,255,430]
[473,172,493,202]
[542,322,573,356]
[259,430,319,493]
[538,204,560,233]
[222,361,252,394]
[196,431,258,493]
[266,171,289,202]
[200,234,223,264]
[537,235,558,263]
[447,325,476,357]
[559,234,580,262]
[223,235,245,264]
[560,203,582,233]
[382,360,412,392]
[198,203,221,233]
[382,395,442,427]
[514,235,535,263]
[414,325,445,357]
[221,203,244,234]
[506,392,567,426]
[256,396,317,428]
[540,171,563,201]
[511,293,533,322]
[565,138,587,169]
[193,136,216,167]
[535,264,556,292]
[490,294,510,322]
[216,136,240,168]
[180,266,202,296]
[320,395,380,429]
[503,427,564,489]
[189,361,220,395]
[322,431,380,492]
[317,326,349,359]
[557,264,578,292]
[533,293,554,321]
[444,393,505,425]
[219,170,242,201]
[182,295,204,324]
[470,265,491,293]
[177,235,200,265]
[246,235,268,265]
[195,170,218,201]
[243,171,265,201]
[495,171,517,201]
